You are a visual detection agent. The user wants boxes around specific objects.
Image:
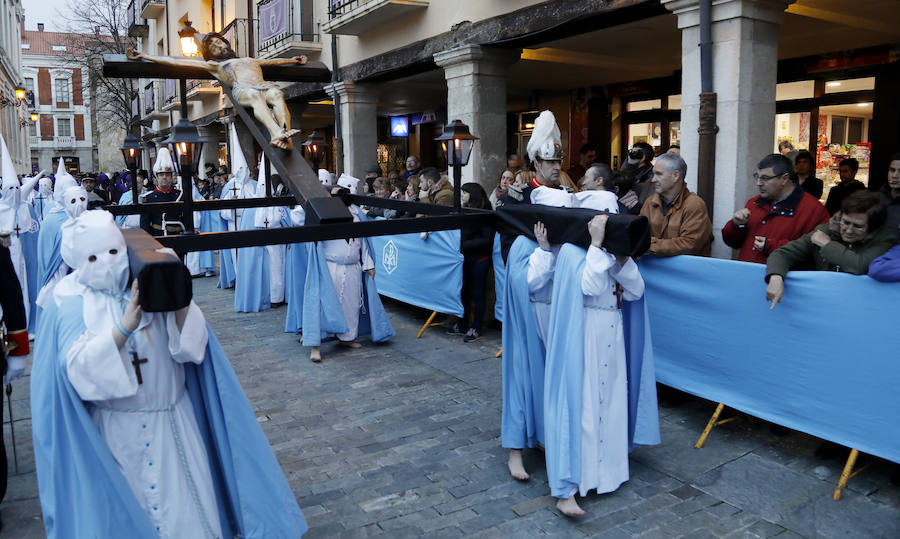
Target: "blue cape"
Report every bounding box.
[31,296,307,538]
[234,207,271,313]
[492,233,505,322]
[284,242,310,333]
[301,241,395,347]
[22,205,40,333]
[115,190,134,226]
[500,236,546,449]
[37,209,66,288]
[543,244,660,497]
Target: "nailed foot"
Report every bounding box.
[556,497,585,518]
[507,449,530,481]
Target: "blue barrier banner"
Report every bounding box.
[639,255,900,464]
[493,233,505,322]
[369,229,464,316]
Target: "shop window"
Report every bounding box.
[626,99,661,112]
[824,77,875,94]
[830,116,848,145]
[776,81,814,101]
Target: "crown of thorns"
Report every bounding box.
[199,32,233,60]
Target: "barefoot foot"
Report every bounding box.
[310,347,322,362]
[507,449,530,481]
[337,340,363,349]
[557,497,585,517]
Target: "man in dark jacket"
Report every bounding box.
[792,150,823,200]
[824,158,866,215]
[880,153,900,239]
[765,190,896,307]
[723,154,829,263]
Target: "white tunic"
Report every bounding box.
[577,246,644,496]
[322,209,374,341]
[526,245,560,344]
[66,303,224,538]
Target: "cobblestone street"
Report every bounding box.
[4,275,899,537]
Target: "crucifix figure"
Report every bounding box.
[126,35,305,150]
[130,352,148,385]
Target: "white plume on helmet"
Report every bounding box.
[526,110,563,162]
[153,147,175,174]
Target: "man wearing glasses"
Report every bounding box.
[765,190,895,308]
[722,154,830,264]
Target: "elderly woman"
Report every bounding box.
[489,169,514,209]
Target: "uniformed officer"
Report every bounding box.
[140,148,184,237]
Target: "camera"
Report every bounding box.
[628,148,644,160]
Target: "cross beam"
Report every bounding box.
[101,54,332,82]
[156,211,495,252]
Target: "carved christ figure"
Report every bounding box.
[127,33,306,150]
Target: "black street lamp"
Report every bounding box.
[120,129,143,205]
[434,120,478,212]
[302,131,328,171]
[164,117,205,233]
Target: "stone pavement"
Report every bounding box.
[3,274,899,537]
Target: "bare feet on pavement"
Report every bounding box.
[338,341,363,349]
[557,496,585,517]
[310,347,322,362]
[507,449,530,481]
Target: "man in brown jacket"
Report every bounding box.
[421,167,454,206]
[640,152,712,256]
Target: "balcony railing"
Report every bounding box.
[140,0,164,19]
[27,136,40,146]
[255,1,319,57]
[222,18,256,58]
[324,0,427,35]
[127,0,149,37]
[54,136,76,148]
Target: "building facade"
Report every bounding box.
[21,25,98,174]
[0,0,28,174]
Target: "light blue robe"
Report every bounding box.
[31,295,308,538]
[283,242,310,334]
[234,207,270,313]
[37,208,67,289]
[301,241,394,347]
[543,244,660,498]
[500,236,547,450]
[21,204,41,333]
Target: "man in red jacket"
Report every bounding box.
[722,154,829,263]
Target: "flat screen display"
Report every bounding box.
[390,116,409,137]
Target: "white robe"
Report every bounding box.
[258,205,287,304]
[577,246,644,496]
[66,302,223,538]
[322,209,374,342]
[0,203,34,323]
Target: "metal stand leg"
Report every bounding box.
[416,311,441,339]
[695,402,737,449]
[495,348,502,358]
[833,449,870,501]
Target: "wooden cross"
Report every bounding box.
[614,283,624,310]
[130,352,148,385]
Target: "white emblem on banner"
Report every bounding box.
[382,240,398,275]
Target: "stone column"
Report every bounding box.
[434,45,520,191]
[325,82,377,179]
[663,0,791,258]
